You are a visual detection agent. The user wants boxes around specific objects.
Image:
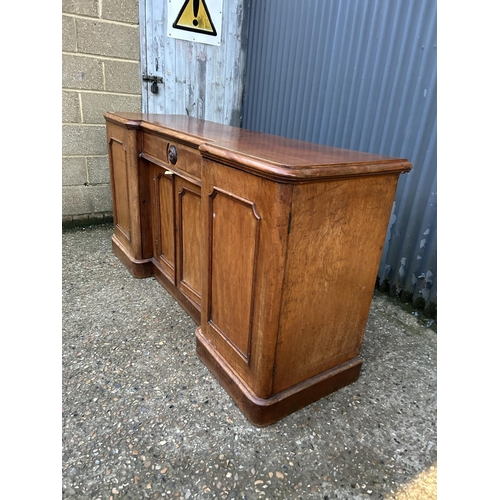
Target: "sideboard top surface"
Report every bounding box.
[105,112,412,181]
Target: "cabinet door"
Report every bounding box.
[175,176,202,310]
[201,160,292,398]
[150,163,176,283]
[106,122,140,259]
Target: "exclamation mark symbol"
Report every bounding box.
[172,0,217,36]
[193,0,199,26]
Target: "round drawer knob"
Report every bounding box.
[168,145,178,165]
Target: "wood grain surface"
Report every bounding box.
[104,112,412,425]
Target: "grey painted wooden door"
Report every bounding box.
[140,0,248,125]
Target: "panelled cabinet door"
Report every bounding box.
[109,137,131,248]
[106,122,139,258]
[150,163,176,283]
[201,160,293,399]
[175,176,202,310]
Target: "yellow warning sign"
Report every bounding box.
[173,0,217,37]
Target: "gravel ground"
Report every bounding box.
[62,224,437,500]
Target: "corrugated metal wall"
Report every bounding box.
[242,0,437,317]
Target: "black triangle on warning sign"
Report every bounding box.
[173,0,217,37]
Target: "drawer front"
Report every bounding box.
[143,132,201,179]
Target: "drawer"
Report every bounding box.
[143,132,201,179]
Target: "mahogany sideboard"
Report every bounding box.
[104,112,412,426]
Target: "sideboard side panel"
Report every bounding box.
[273,174,400,394]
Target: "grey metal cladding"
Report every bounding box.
[242,0,437,313]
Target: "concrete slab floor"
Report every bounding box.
[62,224,437,499]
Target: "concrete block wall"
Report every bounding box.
[62,0,141,227]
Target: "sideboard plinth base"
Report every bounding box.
[195,327,363,427]
[111,235,153,279]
